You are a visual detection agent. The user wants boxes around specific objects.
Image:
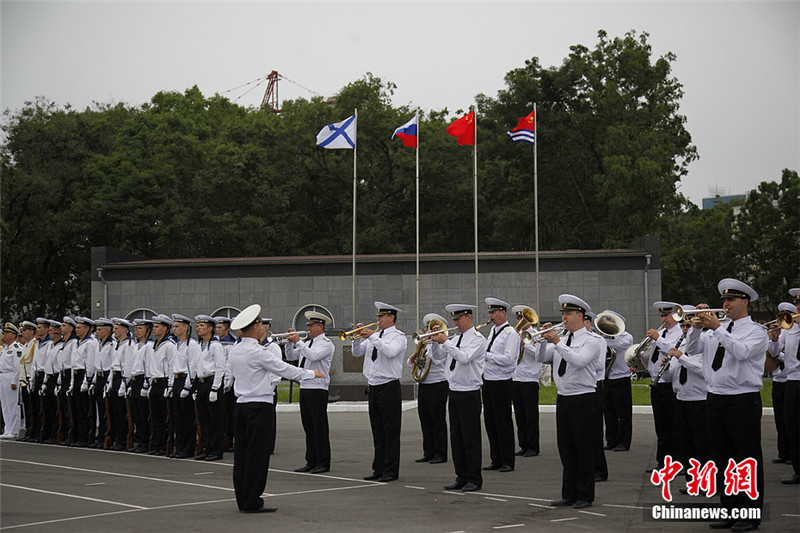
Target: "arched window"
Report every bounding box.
[292,304,336,333]
[211,306,241,319]
[125,308,157,321]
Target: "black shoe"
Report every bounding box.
[461,483,480,492]
[603,444,615,450]
[310,466,329,474]
[482,464,499,471]
[429,457,447,464]
[771,457,789,464]
[573,501,592,509]
[781,474,800,484]
[147,450,157,455]
[612,445,629,452]
[363,473,381,481]
[174,452,189,459]
[551,499,575,507]
[378,475,397,482]
[194,453,208,460]
[153,450,166,456]
[709,520,736,529]
[730,522,758,533]
[113,445,126,452]
[43,438,57,444]
[444,481,466,490]
[524,450,539,457]
[415,456,432,463]
[595,475,608,482]
[515,449,526,456]
[499,465,514,473]
[134,446,148,453]
[294,465,313,472]
[205,454,222,461]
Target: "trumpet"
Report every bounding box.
[527,322,567,343]
[671,305,726,323]
[762,310,800,331]
[413,325,459,344]
[338,322,378,342]
[270,330,309,344]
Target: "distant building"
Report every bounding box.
[701,194,746,210]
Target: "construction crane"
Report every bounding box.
[261,70,281,113]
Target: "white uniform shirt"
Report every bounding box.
[58,337,77,371]
[20,339,36,384]
[685,316,767,395]
[668,333,707,401]
[483,322,520,381]
[114,336,133,375]
[642,323,683,383]
[768,323,800,382]
[535,328,603,396]
[352,325,407,386]
[605,332,635,380]
[173,338,199,379]
[429,327,488,392]
[0,341,22,386]
[231,337,316,403]
[95,337,115,373]
[130,340,151,377]
[197,338,225,390]
[513,341,543,383]
[148,336,175,379]
[44,340,61,375]
[285,334,334,390]
[73,336,97,377]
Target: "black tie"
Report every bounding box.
[449,334,463,371]
[487,324,508,352]
[651,329,667,364]
[711,321,734,372]
[679,366,687,385]
[371,330,383,362]
[558,332,573,377]
[300,338,313,368]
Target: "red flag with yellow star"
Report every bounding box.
[508,110,535,144]
[446,111,475,146]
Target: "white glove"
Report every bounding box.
[209,390,218,403]
[67,385,74,396]
[40,383,48,396]
[105,379,113,395]
[192,391,198,401]
[55,384,61,395]
[57,374,62,386]
[224,383,232,393]
[88,383,95,395]
[118,382,126,397]
[180,387,190,399]
[164,386,172,399]
[140,387,149,398]
[80,380,89,393]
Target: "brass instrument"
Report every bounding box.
[338,322,378,342]
[671,305,727,323]
[413,325,458,344]
[594,312,625,337]
[527,322,567,343]
[763,311,800,332]
[271,331,309,341]
[410,318,448,383]
[632,324,666,361]
[514,307,539,363]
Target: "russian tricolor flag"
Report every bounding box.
[392,115,418,147]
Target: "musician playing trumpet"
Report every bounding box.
[641,301,682,472]
[407,313,449,464]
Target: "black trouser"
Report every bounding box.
[706,392,763,526]
[417,380,448,460]
[108,371,127,448]
[556,393,595,503]
[675,399,710,477]
[149,377,168,452]
[512,380,540,455]
[58,370,72,443]
[772,380,789,460]
[785,380,800,476]
[603,376,632,449]
[92,371,109,447]
[650,381,677,468]
[71,369,89,444]
[482,378,515,469]
[224,387,236,450]
[449,389,482,487]
[233,402,274,511]
[20,385,31,435]
[367,380,401,478]
[171,373,196,456]
[593,383,608,479]
[128,375,150,450]
[29,372,44,440]
[196,378,224,456]
[299,388,330,469]
[43,374,58,441]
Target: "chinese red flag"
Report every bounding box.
[446,111,475,146]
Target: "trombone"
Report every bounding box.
[338,322,378,342]
[763,310,800,332]
[671,305,727,323]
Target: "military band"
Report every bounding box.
[1,278,796,528]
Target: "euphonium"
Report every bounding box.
[411,318,448,383]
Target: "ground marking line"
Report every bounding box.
[602,503,649,510]
[550,517,579,522]
[0,483,146,509]
[194,472,214,476]
[528,503,550,508]
[269,483,387,498]
[485,497,508,502]
[493,524,524,529]
[0,458,235,492]
[463,489,551,502]
[405,485,425,490]
[85,482,106,486]
[579,510,606,517]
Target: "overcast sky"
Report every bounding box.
[2,1,798,206]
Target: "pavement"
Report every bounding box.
[1,409,798,532]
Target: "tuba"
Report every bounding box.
[411,318,447,383]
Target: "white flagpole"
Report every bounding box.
[352,109,358,326]
[473,108,479,309]
[415,111,420,329]
[534,104,540,311]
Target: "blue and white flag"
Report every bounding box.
[316,115,356,149]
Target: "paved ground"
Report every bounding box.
[1,409,798,532]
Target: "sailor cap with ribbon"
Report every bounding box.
[374,301,402,316]
[231,304,262,331]
[653,301,680,316]
[558,294,591,315]
[718,278,758,302]
[305,311,330,326]
[445,304,477,319]
[485,297,510,312]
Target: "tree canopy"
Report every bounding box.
[1,30,796,318]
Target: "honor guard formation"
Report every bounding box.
[2,279,798,528]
